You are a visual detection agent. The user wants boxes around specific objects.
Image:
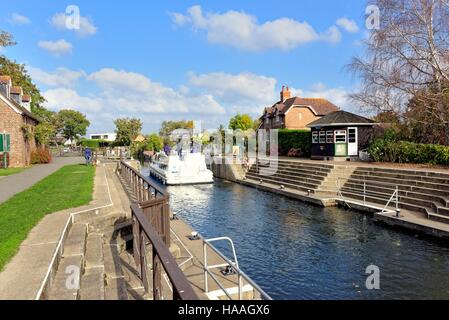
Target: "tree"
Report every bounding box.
[34,122,56,148]
[0,56,46,110]
[0,30,15,47]
[114,118,142,146]
[145,133,164,152]
[57,110,90,144]
[348,0,449,143]
[229,113,254,131]
[159,120,194,140]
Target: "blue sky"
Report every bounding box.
[0,0,369,134]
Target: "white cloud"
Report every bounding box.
[38,66,351,131]
[50,12,97,37]
[188,72,276,103]
[170,5,343,52]
[43,88,102,112]
[336,17,359,33]
[294,82,351,110]
[28,66,85,87]
[38,39,73,56]
[10,13,31,25]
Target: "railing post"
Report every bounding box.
[363,181,366,205]
[153,251,162,300]
[140,233,149,294]
[238,272,243,300]
[396,186,400,217]
[203,241,208,293]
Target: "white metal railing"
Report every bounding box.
[381,186,400,216]
[336,177,401,216]
[203,237,272,300]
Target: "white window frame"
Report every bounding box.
[326,131,334,144]
[319,131,326,144]
[312,132,319,144]
[334,130,347,143]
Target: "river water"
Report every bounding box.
[143,169,449,299]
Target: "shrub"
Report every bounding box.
[368,138,449,166]
[278,129,311,157]
[79,139,110,150]
[31,148,52,164]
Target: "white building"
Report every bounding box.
[88,133,117,142]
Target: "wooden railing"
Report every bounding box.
[120,161,170,247]
[120,161,197,299]
[132,204,198,300]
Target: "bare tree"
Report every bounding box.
[348,0,449,143]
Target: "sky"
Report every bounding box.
[0,0,370,134]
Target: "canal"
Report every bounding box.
[144,169,449,299]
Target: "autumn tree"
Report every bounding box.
[114,118,143,146]
[228,113,254,131]
[348,0,449,143]
[159,120,194,139]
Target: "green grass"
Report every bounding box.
[0,164,95,270]
[0,167,26,176]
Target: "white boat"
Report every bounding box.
[149,151,214,185]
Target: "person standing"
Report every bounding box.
[84,147,92,166]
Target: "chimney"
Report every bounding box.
[22,94,31,112]
[280,85,291,102]
[0,76,12,99]
[10,86,23,106]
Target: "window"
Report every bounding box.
[348,128,357,143]
[312,132,319,144]
[319,131,326,144]
[326,131,334,143]
[334,130,346,143]
[276,115,280,122]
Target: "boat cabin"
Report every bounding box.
[307,110,376,161]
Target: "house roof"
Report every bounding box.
[307,110,376,127]
[261,96,339,118]
[0,75,12,84]
[0,87,40,122]
[10,86,23,94]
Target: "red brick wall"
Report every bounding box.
[0,98,37,167]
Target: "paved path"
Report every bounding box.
[0,156,83,204]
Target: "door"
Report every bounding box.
[334,130,347,156]
[347,127,358,156]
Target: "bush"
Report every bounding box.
[368,138,449,165]
[31,148,52,164]
[79,139,110,150]
[278,129,311,157]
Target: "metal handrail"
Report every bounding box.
[203,237,272,300]
[131,204,198,300]
[381,186,400,216]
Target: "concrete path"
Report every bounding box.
[0,163,113,300]
[0,156,83,204]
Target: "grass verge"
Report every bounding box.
[0,164,95,270]
[0,168,26,177]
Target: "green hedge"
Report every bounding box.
[79,139,110,149]
[369,139,449,165]
[278,129,311,157]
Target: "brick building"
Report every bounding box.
[0,75,40,167]
[259,86,340,130]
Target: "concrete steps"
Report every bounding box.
[339,166,449,224]
[245,160,332,193]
